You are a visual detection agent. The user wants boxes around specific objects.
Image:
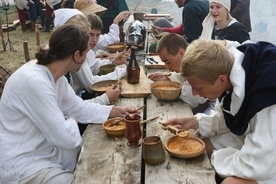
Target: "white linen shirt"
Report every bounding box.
[93,24,120,52]
[14,0,33,10]
[70,50,127,99]
[45,0,61,9]
[195,47,276,183]
[0,62,112,183]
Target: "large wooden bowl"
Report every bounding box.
[90,80,118,94]
[151,81,182,101]
[165,136,206,158]
[99,64,116,75]
[108,43,125,53]
[102,117,126,137]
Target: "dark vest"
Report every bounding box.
[219,41,276,135]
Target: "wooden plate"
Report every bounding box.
[165,136,206,158]
[90,80,118,94]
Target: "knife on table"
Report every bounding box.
[146,57,153,64]
[150,57,159,64]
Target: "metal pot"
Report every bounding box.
[125,20,146,49]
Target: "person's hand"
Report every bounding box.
[109,106,141,118]
[106,84,120,102]
[112,49,130,65]
[148,72,171,82]
[151,25,164,34]
[159,116,198,132]
[113,11,131,25]
[61,0,68,8]
[40,0,46,6]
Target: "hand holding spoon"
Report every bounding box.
[109,105,145,127]
[166,125,189,138]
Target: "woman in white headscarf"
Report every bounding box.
[201,0,250,44]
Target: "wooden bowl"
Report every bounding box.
[108,43,125,53]
[154,34,164,40]
[99,64,116,75]
[90,80,118,94]
[102,117,126,137]
[151,81,182,101]
[165,136,206,158]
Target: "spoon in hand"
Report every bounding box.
[109,105,145,127]
[167,125,189,138]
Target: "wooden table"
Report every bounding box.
[74,67,215,184]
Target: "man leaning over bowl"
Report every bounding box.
[148,33,215,115]
[161,38,276,183]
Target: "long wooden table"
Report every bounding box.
[74,67,216,184]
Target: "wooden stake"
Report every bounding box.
[0,17,6,51]
[35,24,41,51]
[23,41,30,62]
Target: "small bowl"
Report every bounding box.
[151,81,182,101]
[108,43,126,53]
[99,64,116,75]
[102,117,126,137]
[165,136,206,158]
[154,34,164,40]
[90,80,118,94]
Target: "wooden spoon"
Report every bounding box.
[140,116,159,125]
[112,80,122,89]
[167,125,189,138]
[136,105,145,111]
[109,118,124,127]
[109,114,157,127]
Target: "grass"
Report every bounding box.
[1,5,51,73]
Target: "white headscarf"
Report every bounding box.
[201,0,234,39]
[54,8,84,28]
[210,0,230,11]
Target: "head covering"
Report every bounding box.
[54,8,84,28]
[209,0,230,12]
[74,0,107,16]
[201,0,235,39]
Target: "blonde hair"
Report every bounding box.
[180,38,234,84]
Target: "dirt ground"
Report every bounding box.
[1,5,51,70]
